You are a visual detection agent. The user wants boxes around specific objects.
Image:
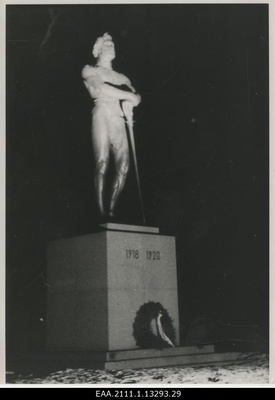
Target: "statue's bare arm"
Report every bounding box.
[82,66,141,106]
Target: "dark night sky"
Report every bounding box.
[6,4,269,351]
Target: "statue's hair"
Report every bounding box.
[92,33,113,58]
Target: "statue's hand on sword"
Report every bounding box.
[122,100,134,126]
[122,92,141,121]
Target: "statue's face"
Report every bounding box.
[100,38,115,60]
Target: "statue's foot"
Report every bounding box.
[108,210,115,219]
[97,208,109,223]
[109,210,122,223]
[98,206,106,216]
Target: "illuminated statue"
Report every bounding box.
[82,33,141,218]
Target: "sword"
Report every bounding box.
[123,102,146,224]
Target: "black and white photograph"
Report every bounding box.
[4,0,270,386]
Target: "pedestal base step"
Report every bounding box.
[104,350,241,370]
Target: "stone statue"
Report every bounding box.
[82,33,141,219]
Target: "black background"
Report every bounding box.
[6,4,269,353]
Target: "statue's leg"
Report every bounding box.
[109,151,130,217]
[109,121,130,217]
[92,110,110,217]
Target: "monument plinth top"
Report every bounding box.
[99,223,159,234]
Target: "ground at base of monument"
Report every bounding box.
[6,352,268,384]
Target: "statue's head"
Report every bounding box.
[92,33,115,61]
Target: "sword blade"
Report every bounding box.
[126,119,146,224]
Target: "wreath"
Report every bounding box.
[132,301,176,349]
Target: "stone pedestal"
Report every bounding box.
[47,224,180,352]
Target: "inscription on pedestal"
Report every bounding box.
[125,249,161,260]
